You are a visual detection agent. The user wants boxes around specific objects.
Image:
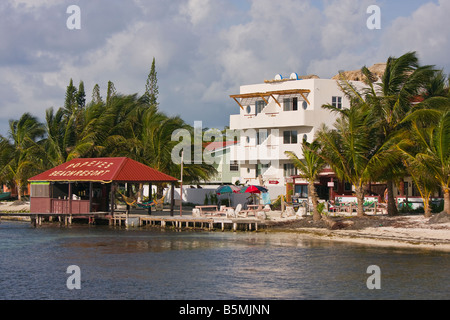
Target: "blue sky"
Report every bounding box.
[0,0,448,136]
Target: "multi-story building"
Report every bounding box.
[204,141,240,184]
[227,73,362,200]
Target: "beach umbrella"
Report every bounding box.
[215,185,241,206]
[215,185,241,195]
[240,185,268,194]
[240,185,268,205]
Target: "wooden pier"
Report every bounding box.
[0,212,266,232]
[112,213,264,231]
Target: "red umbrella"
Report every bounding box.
[240,185,268,194]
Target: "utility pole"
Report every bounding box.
[180,151,183,216]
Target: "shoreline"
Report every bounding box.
[1,201,449,252]
[265,213,450,252]
[268,226,450,252]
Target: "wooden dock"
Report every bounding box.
[112,213,264,231]
[0,212,266,231]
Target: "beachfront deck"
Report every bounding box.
[0,200,390,231]
[0,207,266,231]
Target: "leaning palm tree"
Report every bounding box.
[285,140,326,221]
[398,109,450,215]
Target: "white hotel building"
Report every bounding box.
[227,73,359,199]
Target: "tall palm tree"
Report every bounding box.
[336,51,437,215]
[94,94,216,193]
[317,92,400,217]
[0,113,45,200]
[398,109,450,215]
[285,140,326,221]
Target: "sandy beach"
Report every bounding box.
[267,212,450,252]
[1,201,449,252]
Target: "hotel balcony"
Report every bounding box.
[229,109,318,130]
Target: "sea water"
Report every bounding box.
[0,221,448,300]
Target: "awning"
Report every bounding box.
[29,157,178,183]
[230,89,311,109]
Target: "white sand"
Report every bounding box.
[0,201,31,212]
[288,215,450,252]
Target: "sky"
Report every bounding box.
[0,0,449,136]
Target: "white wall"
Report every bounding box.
[164,185,284,206]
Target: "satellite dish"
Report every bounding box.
[290,73,298,80]
[274,74,283,80]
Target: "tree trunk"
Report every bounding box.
[424,197,432,218]
[443,188,449,214]
[16,181,22,201]
[387,180,398,216]
[309,182,320,221]
[355,186,365,217]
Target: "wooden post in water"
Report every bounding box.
[89,182,93,213]
[110,183,115,216]
[148,183,152,216]
[170,182,175,216]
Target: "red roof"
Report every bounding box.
[204,141,238,151]
[29,157,178,183]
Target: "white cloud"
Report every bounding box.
[180,0,211,26]
[379,0,450,69]
[0,0,448,135]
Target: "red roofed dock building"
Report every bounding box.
[28,157,178,223]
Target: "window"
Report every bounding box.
[256,130,268,145]
[302,101,308,110]
[246,105,251,114]
[284,163,297,177]
[283,130,298,144]
[31,183,50,197]
[229,161,239,172]
[283,97,298,111]
[332,96,342,109]
[255,100,266,115]
[257,163,270,176]
[294,184,308,198]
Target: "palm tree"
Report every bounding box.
[337,51,437,215]
[317,91,401,217]
[93,94,216,194]
[398,109,450,215]
[0,113,45,200]
[285,140,326,221]
[315,110,370,217]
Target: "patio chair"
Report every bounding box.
[235,204,247,218]
[225,207,235,218]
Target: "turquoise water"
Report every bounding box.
[0,221,448,300]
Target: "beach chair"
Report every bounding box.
[256,205,271,220]
[235,204,247,218]
[225,207,236,218]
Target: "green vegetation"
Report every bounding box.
[286,51,450,218]
[0,58,216,199]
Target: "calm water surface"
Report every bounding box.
[0,221,448,300]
